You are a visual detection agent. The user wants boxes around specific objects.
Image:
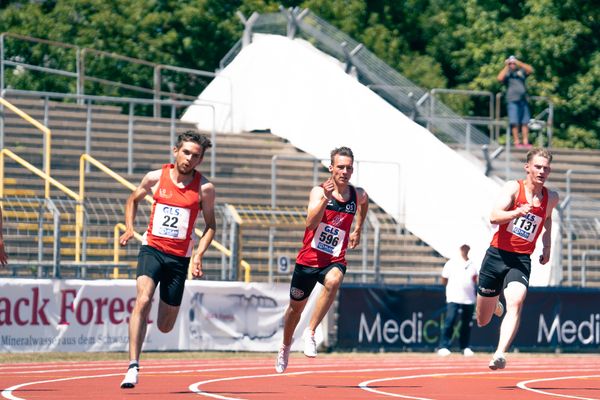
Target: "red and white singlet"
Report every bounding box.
[490,180,548,255]
[295,186,358,267]
[143,164,201,257]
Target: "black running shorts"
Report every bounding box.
[136,245,190,306]
[289,262,347,301]
[477,246,532,297]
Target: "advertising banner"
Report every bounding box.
[0,279,321,352]
[337,285,600,352]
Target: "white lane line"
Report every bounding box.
[2,363,395,400]
[517,375,600,400]
[359,369,600,399]
[188,365,502,399]
[2,373,122,400]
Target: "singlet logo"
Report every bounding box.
[345,202,356,213]
[330,215,345,227]
[158,188,173,199]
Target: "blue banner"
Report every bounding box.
[336,285,600,352]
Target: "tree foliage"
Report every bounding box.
[0,0,597,147]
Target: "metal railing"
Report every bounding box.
[0,32,231,118]
[80,154,249,279]
[564,168,600,285]
[271,154,404,223]
[0,97,51,197]
[0,149,83,261]
[581,250,600,287]
[227,204,381,283]
[1,89,217,178]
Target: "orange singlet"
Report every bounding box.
[490,180,548,255]
[143,164,201,257]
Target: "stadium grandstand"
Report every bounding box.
[1,6,600,392]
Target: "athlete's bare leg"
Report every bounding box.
[476,294,499,327]
[495,282,527,354]
[128,276,157,361]
[308,268,344,333]
[282,298,308,346]
[156,300,180,333]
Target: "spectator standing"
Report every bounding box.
[437,244,478,357]
[497,55,534,148]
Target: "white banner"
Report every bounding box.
[0,279,322,352]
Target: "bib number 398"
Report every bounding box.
[152,205,190,239]
[311,223,345,256]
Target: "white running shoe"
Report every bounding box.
[303,329,317,358]
[463,348,475,357]
[488,352,506,370]
[494,301,505,318]
[120,366,139,389]
[437,348,451,356]
[275,344,290,373]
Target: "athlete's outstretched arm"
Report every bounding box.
[539,190,559,265]
[191,177,216,278]
[349,188,369,249]
[120,170,160,246]
[489,181,531,225]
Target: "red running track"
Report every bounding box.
[1,353,599,399]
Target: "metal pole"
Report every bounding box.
[220,214,228,280]
[268,227,275,283]
[153,66,161,118]
[271,155,278,209]
[566,170,572,285]
[361,220,368,283]
[128,102,134,175]
[465,124,471,152]
[37,201,44,278]
[85,99,92,172]
[505,124,511,180]
[547,101,554,148]
[169,103,176,164]
[0,33,4,93]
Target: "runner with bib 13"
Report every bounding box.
[476,148,558,371]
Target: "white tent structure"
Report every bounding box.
[182,33,560,285]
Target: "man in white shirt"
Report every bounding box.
[437,244,478,356]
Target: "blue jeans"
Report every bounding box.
[439,302,475,350]
[507,99,530,126]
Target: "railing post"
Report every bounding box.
[153,65,161,118]
[566,169,573,285]
[361,219,368,283]
[547,101,554,148]
[169,103,176,164]
[465,124,471,152]
[128,102,134,175]
[271,155,279,208]
[37,200,45,278]
[79,48,87,103]
[75,47,83,105]
[504,123,511,180]
[85,99,92,172]
[229,218,240,281]
[47,199,61,278]
[268,226,275,283]
[0,33,5,93]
